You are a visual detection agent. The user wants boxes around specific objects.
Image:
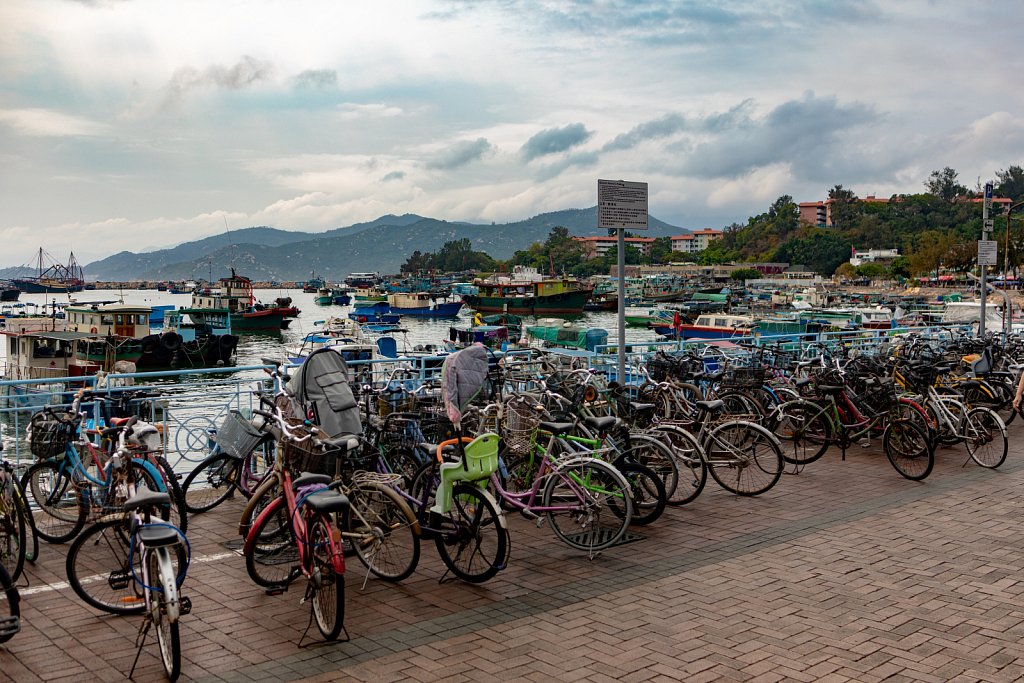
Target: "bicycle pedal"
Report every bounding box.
[264,585,288,596]
[519,508,539,521]
[179,596,192,616]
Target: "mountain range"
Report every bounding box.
[79,207,687,281]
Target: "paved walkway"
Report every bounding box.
[4,426,1024,682]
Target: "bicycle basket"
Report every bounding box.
[501,396,542,455]
[647,356,675,382]
[719,366,766,389]
[857,378,898,415]
[213,410,264,459]
[28,411,76,460]
[283,436,332,475]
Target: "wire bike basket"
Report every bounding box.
[719,366,766,390]
[501,396,542,456]
[28,411,76,460]
[212,410,265,459]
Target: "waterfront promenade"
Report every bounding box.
[4,430,1024,682]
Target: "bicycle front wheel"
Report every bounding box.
[613,461,666,526]
[0,564,19,644]
[964,407,1008,469]
[0,484,26,583]
[543,459,632,553]
[772,400,831,465]
[244,499,300,588]
[705,421,784,496]
[346,482,420,582]
[149,549,181,681]
[650,425,708,506]
[435,484,508,584]
[883,419,934,481]
[181,453,240,514]
[21,461,85,543]
[309,513,345,640]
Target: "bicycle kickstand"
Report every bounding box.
[128,616,152,680]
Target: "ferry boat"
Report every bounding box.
[462,266,592,315]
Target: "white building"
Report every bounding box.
[850,248,899,267]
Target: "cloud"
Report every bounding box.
[336,103,404,121]
[294,69,338,88]
[426,137,493,170]
[0,108,110,137]
[381,171,406,182]
[601,113,686,153]
[161,55,274,108]
[520,123,593,161]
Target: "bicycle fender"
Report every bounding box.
[452,484,507,531]
[129,458,168,492]
[710,420,783,448]
[243,495,286,556]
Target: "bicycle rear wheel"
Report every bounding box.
[148,549,181,681]
[705,421,784,496]
[772,400,831,465]
[21,461,85,543]
[883,419,934,481]
[181,453,240,513]
[0,564,19,644]
[543,459,631,553]
[613,460,665,526]
[309,513,345,640]
[619,435,679,502]
[346,482,420,582]
[964,407,1007,469]
[435,484,508,584]
[650,425,708,505]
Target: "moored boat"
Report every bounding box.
[462,266,592,316]
[187,269,284,332]
[386,292,463,317]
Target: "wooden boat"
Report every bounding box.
[526,319,608,352]
[13,248,85,293]
[462,266,592,315]
[187,269,283,332]
[314,287,334,305]
[386,292,463,317]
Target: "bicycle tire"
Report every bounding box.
[346,482,421,582]
[649,425,708,506]
[181,453,241,514]
[543,459,632,553]
[705,421,784,496]
[618,434,679,502]
[612,460,666,526]
[149,549,181,681]
[154,456,188,535]
[17,486,39,565]
[964,407,1008,469]
[244,497,300,589]
[0,485,26,583]
[435,483,508,583]
[0,563,19,644]
[66,518,187,615]
[772,400,832,465]
[20,461,85,544]
[309,513,345,640]
[238,473,282,539]
[882,419,934,481]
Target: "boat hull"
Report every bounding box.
[13,279,84,294]
[655,324,754,340]
[463,290,591,315]
[389,302,463,318]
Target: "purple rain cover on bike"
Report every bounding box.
[287,347,363,437]
[441,343,489,429]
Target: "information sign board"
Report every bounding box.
[978,240,998,266]
[598,179,648,230]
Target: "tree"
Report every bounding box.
[827,184,858,228]
[729,268,762,281]
[996,165,1024,202]
[834,262,856,280]
[887,256,911,279]
[854,263,887,280]
[925,167,968,201]
[649,236,673,263]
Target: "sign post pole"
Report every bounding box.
[598,179,648,384]
[980,183,992,336]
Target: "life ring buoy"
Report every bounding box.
[90,327,98,334]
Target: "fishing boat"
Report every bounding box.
[155,309,238,368]
[462,266,592,315]
[353,286,387,302]
[64,302,152,366]
[526,319,609,352]
[624,308,675,328]
[348,301,400,324]
[0,281,19,302]
[657,313,756,340]
[168,280,196,295]
[264,296,300,328]
[314,287,334,305]
[302,273,325,293]
[332,288,352,305]
[386,292,463,318]
[13,248,85,293]
[185,269,284,332]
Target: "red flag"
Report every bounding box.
[673,310,681,330]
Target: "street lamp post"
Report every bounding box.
[1004,200,1024,336]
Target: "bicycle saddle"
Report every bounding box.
[292,472,332,488]
[123,487,171,512]
[138,524,181,548]
[628,402,656,414]
[320,434,360,453]
[584,416,619,432]
[304,489,350,515]
[695,400,724,412]
[538,421,574,435]
[817,385,845,395]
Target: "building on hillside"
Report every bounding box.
[800,194,1014,228]
[850,248,900,267]
[574,235,655,259]
[670,229,723,254]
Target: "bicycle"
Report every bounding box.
[241,407,350,641]
[1,456,37,584]
[64,417,192,681]
[20,392,180,543]
[0,562,19,645]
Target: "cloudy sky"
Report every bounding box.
[2,0,1023,266]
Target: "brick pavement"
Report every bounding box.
[4,428,1024,682]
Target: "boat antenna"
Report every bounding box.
[223,216,236,268]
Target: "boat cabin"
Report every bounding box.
[65,303,152,338]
